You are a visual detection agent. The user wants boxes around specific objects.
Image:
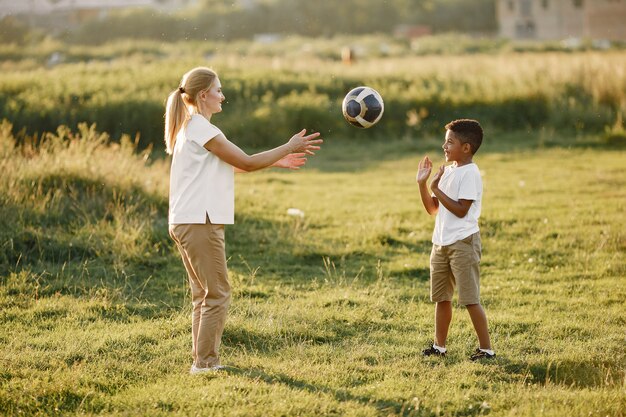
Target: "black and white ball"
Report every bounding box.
[341,86,384,129]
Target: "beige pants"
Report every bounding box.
[169,219,231,368]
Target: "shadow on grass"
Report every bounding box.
[499,356,621,388]
[224,366,435,416]
[223,315,418,356]
[2,171,168,274]
[223,326,344,354]
[0,386,106,416]
[228,214,423,283]
[391,265,430,282]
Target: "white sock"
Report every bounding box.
[433,344,447,353]
[479,348,494,355]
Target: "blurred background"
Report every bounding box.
[1,0,625,149]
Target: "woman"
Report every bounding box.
[164,67,322,374]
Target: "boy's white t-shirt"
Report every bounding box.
[432,162,482,246]
[169,114,235,225]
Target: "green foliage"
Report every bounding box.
[0,16,41,45]
[0,122,170,288]
[54,0,495,44]
[602,113,626,146]
[1,41,625,151]
[409,0,497,33]
[1,122,625,416]
[66,9,190,45]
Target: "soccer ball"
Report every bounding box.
[341,86,384,128]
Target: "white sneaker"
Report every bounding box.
[190,364,226,374]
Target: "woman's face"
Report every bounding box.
[198,77,225,115]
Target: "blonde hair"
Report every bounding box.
[164,67,218,154]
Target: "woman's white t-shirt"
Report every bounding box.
[432,162,482,246]
[169,114,235,225]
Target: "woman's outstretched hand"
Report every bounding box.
[288,129,323,155]
[273,153,307,170]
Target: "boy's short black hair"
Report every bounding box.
[445,119,483,154]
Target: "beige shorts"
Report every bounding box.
[430,232,482,306]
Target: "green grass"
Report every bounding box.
[0,123,625,416]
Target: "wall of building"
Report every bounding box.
[496,0,516,39]
[557,0,584,39]
[534,0,581,40]
[584,0,626,41]
[497,0,624,41]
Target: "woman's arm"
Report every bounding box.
[235,153,308,173]
[204,129,322,172]
[271,153,308,170]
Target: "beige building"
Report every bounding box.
[497,0,626,41]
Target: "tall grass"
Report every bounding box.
[1,40,625,148]
[1,121,625,416]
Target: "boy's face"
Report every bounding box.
[442,130,471,163]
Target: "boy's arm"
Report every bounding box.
[430,165,472,218]
[416,156,439,215]
[418,183,439,215]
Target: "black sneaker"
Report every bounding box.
[470,348,495,361]
[422,345,446,357]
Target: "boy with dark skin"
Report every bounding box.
[416,119,494,360]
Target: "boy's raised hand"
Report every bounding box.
[416,156,432,185]
[430,164,445,190]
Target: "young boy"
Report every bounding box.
[416,119,495,361]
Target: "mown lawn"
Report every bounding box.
[1,126,624,416]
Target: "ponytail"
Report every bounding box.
[164,67,218,155]
[164,88,188,154]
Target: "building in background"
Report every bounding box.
[497,0,626,41]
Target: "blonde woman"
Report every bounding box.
[165,67,322,374]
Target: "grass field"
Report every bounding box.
[0,121,624,416]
